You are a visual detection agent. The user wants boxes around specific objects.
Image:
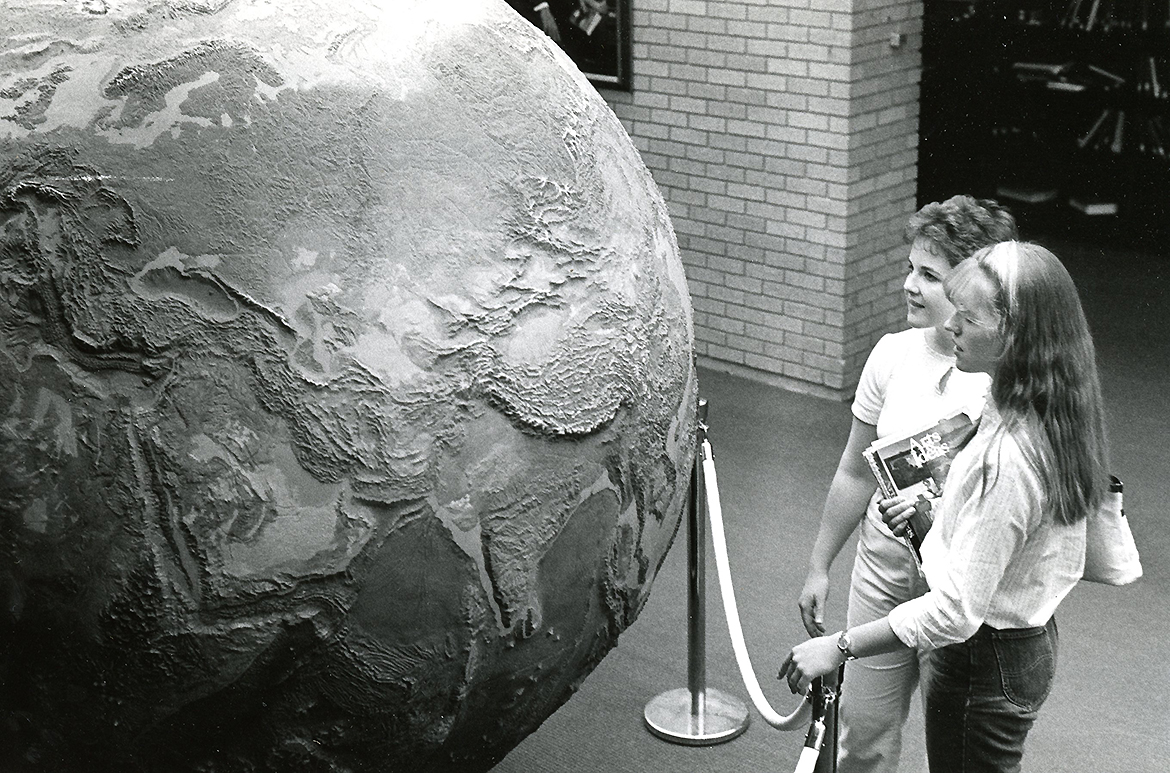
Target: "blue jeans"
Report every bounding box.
[925,618,1058,773]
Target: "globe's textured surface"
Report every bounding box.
[0,1,696,771]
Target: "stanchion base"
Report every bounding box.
[643,687,750,746]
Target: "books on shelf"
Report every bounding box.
[1069,196,1119,215]
[1138,56,1168,100]
[1013,60,1073,77]
[1144,115,1169,158]
[863,408,979,566]
[1109,109,1126,154]
[1076,108,1137,155]
[1046,80,1086,92]
[1013,60,1125,93]
[996,184,1058,204]
[1079,108,1113,148]
[1063,0,1148,30]
[1087,63,1126,86]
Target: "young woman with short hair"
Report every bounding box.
[797,196,1017,773]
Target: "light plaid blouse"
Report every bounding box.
[888,401,1087,651]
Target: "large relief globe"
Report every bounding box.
[0,1,695,771]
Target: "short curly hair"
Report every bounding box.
[906,195,1018,268]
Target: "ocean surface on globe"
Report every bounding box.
[0,1,696,771]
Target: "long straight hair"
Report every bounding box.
[946,241,1109,524]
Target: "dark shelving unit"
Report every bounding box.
[918,0,1170,245]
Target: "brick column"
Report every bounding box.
[599,0,921,399]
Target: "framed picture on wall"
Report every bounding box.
[506,1,632,91]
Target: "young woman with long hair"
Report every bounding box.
[780,241,1110,773]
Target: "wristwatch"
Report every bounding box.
[835,630,857,662]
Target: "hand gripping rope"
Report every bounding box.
[644,400,841,772]
[703,431,842,772]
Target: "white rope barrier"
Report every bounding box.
[701,438,815,732]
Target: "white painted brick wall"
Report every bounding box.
[598,0,922,399]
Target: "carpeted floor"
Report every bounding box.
[491,237,1170,773]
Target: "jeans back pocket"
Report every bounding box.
[991,624,1057,711]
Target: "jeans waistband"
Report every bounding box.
[973,619,1053,641]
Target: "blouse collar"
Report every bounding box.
[979,396,1003,431]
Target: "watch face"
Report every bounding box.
[837,632,854,658]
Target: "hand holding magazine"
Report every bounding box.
[862,408,979,567]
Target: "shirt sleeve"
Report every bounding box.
[888,435,1043,650]
[851,333,899,426]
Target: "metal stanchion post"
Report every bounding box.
[644,399,750,745]
[812,667,841,773]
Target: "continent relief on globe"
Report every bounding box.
[0,1,696,772]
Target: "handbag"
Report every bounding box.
[1082,475,1143,585]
